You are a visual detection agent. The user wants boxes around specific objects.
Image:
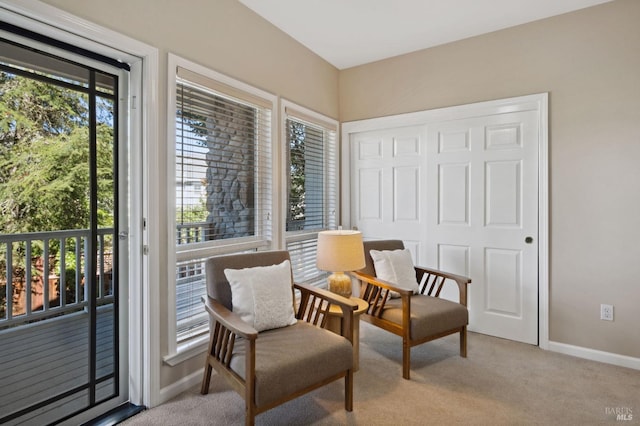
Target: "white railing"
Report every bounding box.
[176,221,208,245]
[175,222,208,339]
[0,228,114,328]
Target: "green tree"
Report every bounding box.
[0,71,87,148]
[288,121,306,227]
[0,71,114,233]
[0,70,115,319]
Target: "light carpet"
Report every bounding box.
[122,322,640,425]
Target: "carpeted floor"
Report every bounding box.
[122,322,640,425]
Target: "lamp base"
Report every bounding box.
[328,271,352,298]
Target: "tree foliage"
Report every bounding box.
[0,71,114,234]
[288,121,306,225]
[0,70,115,319]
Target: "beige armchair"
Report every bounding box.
[353,240,471,380]
[200,250,357,426]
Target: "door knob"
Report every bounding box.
[525,236,533,244]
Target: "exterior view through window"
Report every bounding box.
[173,67,273,343]
[170,63,338,348]
[284,112,337,286]
[0,37,122,424]
[286,119,325,232]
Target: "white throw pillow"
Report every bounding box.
[224,260,297,332]
[369,249,419,298]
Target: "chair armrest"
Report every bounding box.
[294,283,357,343]
[351,271,413,323]
[295,282,358,312]
[202,296,258,340]
[414,265,471,285]
[351,271,413,296]
[201,295,258,383]
[413,265,471,306]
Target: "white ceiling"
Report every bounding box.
[239,0,612,69]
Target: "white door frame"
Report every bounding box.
[0,0,161,412]
[341,93,549,349]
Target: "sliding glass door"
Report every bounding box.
[0,31,130,425]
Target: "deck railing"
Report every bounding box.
[176,221,208,245]
[0,228,114,328]
[175,222,208,339]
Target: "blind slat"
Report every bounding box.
[178,66,273,109]
[174,65,274,342]
[285,111,338,287]
[285,106,338,132]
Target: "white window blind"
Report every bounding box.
[175,258,207,342]
[286,234,326,286]
[176,69,272,245]
[284,106,338,286]
[173,65,273,343]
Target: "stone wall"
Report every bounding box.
[204,102,255,240]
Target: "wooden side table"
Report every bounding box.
[325,297,369,371]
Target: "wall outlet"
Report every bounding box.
[600,304,614,321]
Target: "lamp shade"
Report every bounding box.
[316,230,365,272]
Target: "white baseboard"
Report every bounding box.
[548,341,640,370]
[157,370,203,406]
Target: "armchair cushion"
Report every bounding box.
[224,259,297,332]
[229,321,353,407]
[370,249,419,297]
[381,295,469,340]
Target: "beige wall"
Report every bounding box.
[340,0,640,357]
[40,0,339,390]
[42,0,339,117]
[38,0,639,397]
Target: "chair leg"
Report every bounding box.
[345,369,353,412]
[460,326,467,358]
[245,405,255,426]
[402,339,411,380]
[202,333,216,394]
[201,360,212,394]
[245,388,256,426]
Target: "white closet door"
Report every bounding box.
[350,126,426,259]
[426,110,539,344]
[347,101,542,345]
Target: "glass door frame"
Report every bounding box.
[1,0,161,413]
[0,0,162,423]
[0,31,130,425]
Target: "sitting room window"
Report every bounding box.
[167,55,276,359]
[282,101,338,286]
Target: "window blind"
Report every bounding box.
[174,68,273,343]
[286,235,328,286]
[175,258,208,341]
[284,110,338,287]
[175,76,272,246]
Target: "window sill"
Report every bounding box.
[163,335,209,366]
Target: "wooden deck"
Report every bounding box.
[0,304,115,425]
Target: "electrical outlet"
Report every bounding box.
[600,304,614,321]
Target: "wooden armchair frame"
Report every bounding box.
[352,240,471,379]
[200,251,357,426]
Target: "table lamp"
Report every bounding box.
[316,229,365,298]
